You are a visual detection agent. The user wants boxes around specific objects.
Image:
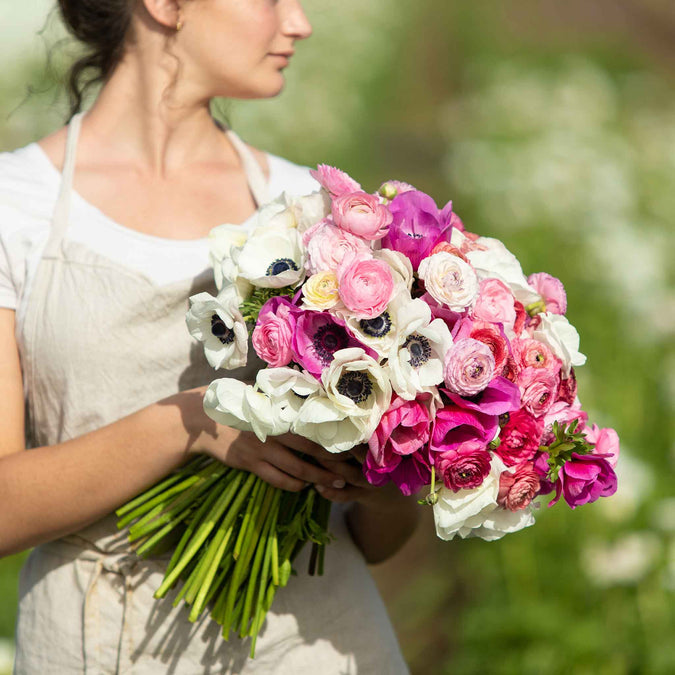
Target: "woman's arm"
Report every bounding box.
[0,309,347,558]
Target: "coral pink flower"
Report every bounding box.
[310,164,362,198]
[430,241,469,263]
[585,425,620,468]
[303,220,371,275]
[436,441,493,492]
[517,366,560,417]
[472,278,517,327]
[444,338,495,397]
[495,410,544,467]
[501,357,519,383]
[252,297,297,368]
[332,191,392,240]
[512,338,561,375]
[528,272,567,315]
[513,301,527,336]
[337,256,395,319]
[470,321,509,372]
[498,462,541,511]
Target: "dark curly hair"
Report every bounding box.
[57,0,134,118]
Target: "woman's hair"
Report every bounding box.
[57,0,134,118]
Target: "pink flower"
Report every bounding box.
[585,425,620,469]
[430,405,498,455]
[310,164,362,198]
[332,191,392,240]
[495,410,544,467]
[557,368,577,405]
[444,338,495,397]
[512,338,561,375]
[430,241,469,263]
[365,396,432,496]
[443,376,521,417]
[517,366,560,417]
[472,278,517,327]
[436,441,493,491]
[337,256,395,319]
[498,462,541,511]
[528,272,567,315]
[469,321,509,372]
[551,453,618,509]
[303,220,371,275]
[252,297,297,367]
[513,301,527,336]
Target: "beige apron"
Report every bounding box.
[13,113,409,674]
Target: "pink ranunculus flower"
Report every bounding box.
[557,368,577,405]
[513,300,527,336]
[464,320,510,373]
[495,410,545,467]
[251,297,297,368]
[551,453,618,509]
[444,338,495,397]
[310,164,362,198]
[498,462,541,511]
[528,272,567,315]
[472,278,517,327]
[512,338,561,375]
[430,241,470,263]
[585,425,620,469]
[332,191,393,241]
[303,220,371,275]
[436,441,493,492]
[517,366,559,418]
[337,256,395,319]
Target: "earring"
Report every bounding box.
[176,19,183,31]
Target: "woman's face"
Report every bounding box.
[176,0,313,100]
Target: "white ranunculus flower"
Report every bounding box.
[186,291,248,369]
[373,248,414,292]
[464,236,540,305]
[256,367,322,426]
[533,312,586,377]
[386,318,454,400]
[203,378,289,441]
[340,290,428,359]
[434,454,507,541]
[466,506,535,541]
[418,252,480,311]
[234,228,305,288]
[322,348,392,438]
[288,191,332,234]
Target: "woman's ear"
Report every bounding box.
[141,0,182,31]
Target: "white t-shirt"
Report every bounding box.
[0,142,319,313]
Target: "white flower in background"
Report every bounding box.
[373,247,414,292]
[652,497,675,533]
[256,367,322,426]
[533,313,586,377]
[0,639,14,675]
[186,290,248,369]
[203,378,289,442]
[341,290,429,359]
[387,318,454,400]
[581,532,661,587]
[418,251,479,311]
[463,236,540,305]
[596,450,653,523]
[234,227,305,288]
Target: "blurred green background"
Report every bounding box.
[1,1,674,673]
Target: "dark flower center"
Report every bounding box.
[403,334,432,368]
[266,258,299,276]
[313,324,350,365]
[359,312,393,338]
[337,371,373,403]
[211,314,235,345]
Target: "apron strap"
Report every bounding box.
[225,129,271,207]
[43,111,85,259]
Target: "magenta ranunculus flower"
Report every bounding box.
[517,366,560,418]
[498,461,541,511]
[436,441,493,492]
[472,278,517,327]
[303,220,371,275]
[332,191,393,241]
[551,452,618,509]
[557,368,578,405]
[310,164,362,198]
[337,256,395,319]
[364,395,432,496]
[291,311,374,378]
[381,190,454,270]
[444,338,495,397]
[443,376,521,417]
[528,272,567,315]
[495,410,545,467]
[585,425,620,468]
[430,405,498,455]
[252,297,297,368]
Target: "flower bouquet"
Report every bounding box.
[117,166,619,655]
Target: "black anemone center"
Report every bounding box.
[211,314,235,345]
[403,334,432,368]
[313,324,350,365]
[337,371,373,403]
[359,312,393,338]
[266,258,299,276]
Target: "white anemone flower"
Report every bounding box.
[341,289,430,359]
[373,248,414,292]
[186,290,248,369]
[250,194,298,235]
[256,367,322,426]
[234,228,305,288]
[386,318,454,400]
[208,225,251,295]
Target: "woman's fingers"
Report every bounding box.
[254,461,307,492]
[315,484,365,503]
[262,441,347,488]
[349,443,369,463]
[317,456,370,488]
[277,432,337,463]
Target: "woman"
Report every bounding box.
[0,0,418,672]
